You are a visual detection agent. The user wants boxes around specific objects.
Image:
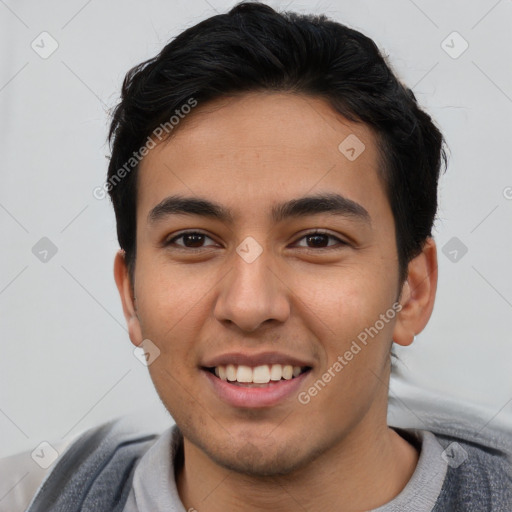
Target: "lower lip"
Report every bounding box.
[202,369,311,408]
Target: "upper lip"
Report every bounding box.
[201,351,314,368]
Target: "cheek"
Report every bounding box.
[292,267,391,331]
[290,268,397,387]
[134,282,201,369]
[146,362,200,431]
[135,257,212,326]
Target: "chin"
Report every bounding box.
[194,431,328,478]
[209,445,309,477]
[176,410,336,477]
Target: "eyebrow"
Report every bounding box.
[148,193,371,226]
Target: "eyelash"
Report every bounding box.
[164,230,348,252]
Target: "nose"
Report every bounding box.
[213,241,290,333]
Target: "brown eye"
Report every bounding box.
[166,231,217,249]
[294,231,347,249]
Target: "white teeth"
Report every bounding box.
[236,365,253,383]
[253,365,270,383]
[226,364,237,381]
[212,364,305,384]
[270,364,282,381]
[282,365,293,380]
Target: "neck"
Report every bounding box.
[176,421,419,512]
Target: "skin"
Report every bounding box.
[114,92,438,511]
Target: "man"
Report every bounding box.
[4,2,511,511]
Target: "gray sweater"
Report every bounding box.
[23,411,512,512]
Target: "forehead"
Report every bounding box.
[136,92,389,225]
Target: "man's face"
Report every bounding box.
[128,92,405,475]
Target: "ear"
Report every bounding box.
[392,237,438,347]
[114,250,143,347]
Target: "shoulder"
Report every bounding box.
[433,432,512,512]
[388,382,512,511]
[0,436,79,512]
[0,408,173,512]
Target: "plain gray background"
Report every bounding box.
[1,0,511,459]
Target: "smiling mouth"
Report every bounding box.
[203,364,311,387]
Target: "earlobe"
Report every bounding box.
[127,315,143,348]
[113,250,143,347]
[392,237,438,347]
